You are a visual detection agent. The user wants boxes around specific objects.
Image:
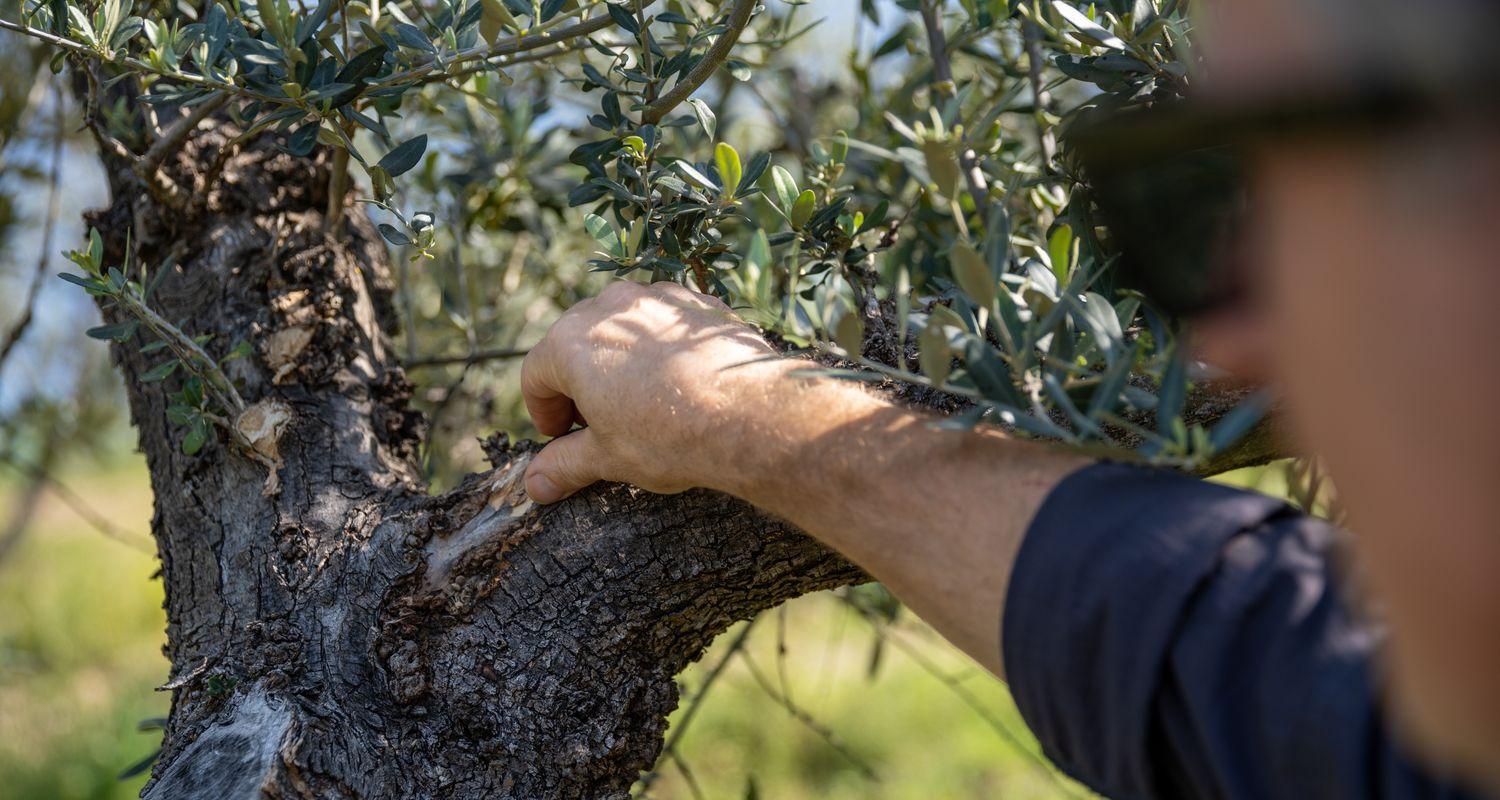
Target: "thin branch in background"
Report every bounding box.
[637,619,758,794]
[404,346,530,369]
[0,450,50,565]
[0,60,54,173]
[918,0,991,219]
[813,593,850,702]
[740,647,881,781]
[775,604,795,707]
[1022,19,1058,166]
[415,210,491,469]
[0,451,153,555]
[838,594,1086,798]
[451,209,481,358]
[666,750,707,800]
[0,86,66,371]
[417,360,478,473]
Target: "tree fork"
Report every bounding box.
[85,115,859,799]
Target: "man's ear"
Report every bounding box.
[1188,301,1273,383]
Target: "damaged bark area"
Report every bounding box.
[92,118,860,799]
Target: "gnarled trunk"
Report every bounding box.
[91,116,860,799]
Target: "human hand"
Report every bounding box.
[520,281,785,503]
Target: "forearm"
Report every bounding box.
[703,361,1090,676]
[517,282,1087,674]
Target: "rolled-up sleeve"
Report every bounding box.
[1003,462,1483,800]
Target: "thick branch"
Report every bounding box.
[138,94,229,177]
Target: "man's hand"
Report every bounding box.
[521,281,783,504]
[519,278,1086,676]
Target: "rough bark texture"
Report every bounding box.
[89,116,860,799]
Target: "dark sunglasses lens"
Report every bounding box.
[1089,146,1246,316]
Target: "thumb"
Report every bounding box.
[525,428,606,504]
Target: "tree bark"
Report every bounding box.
[88,116,860,799]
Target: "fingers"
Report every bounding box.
[520,287,637,437]
[525,427,607,504]
[522,280,743,439]
[520,333,578,437]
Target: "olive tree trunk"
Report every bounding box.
[88,116,860,799]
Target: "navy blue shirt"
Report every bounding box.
[1004,462,1485,800]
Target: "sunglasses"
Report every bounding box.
[1071,83,1463,317]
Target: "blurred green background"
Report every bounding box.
[0,454,1098,800]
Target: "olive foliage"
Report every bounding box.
[4,0,1262,478]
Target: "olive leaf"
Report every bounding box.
[714,142,742,196]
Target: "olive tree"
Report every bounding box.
[0,0,1277,795]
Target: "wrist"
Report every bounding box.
[697,358,890,500]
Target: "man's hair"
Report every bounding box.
[1304,0,1500,99]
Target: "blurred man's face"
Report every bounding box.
[1245,122,1500,778]
[1185,0,1500,785]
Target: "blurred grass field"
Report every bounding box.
[0,457,1093,799]
[0,457,165,800]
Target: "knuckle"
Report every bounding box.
[519,343,548,386]
[600,281,641,303]
[550,446,579,479]
[653,281,693,300]
[561,296,594,319]
[558,436,603,480]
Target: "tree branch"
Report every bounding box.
[1021,19,1058,166]
[917,0,991,218]
[0,18,285,104]
[137,93,229,177]
[0,448,152,554]
[0,87,64,370]
[374,0,650,88]
[639,0,757,125]
[405,346,530,369]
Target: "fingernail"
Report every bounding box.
[526,472,561,504]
